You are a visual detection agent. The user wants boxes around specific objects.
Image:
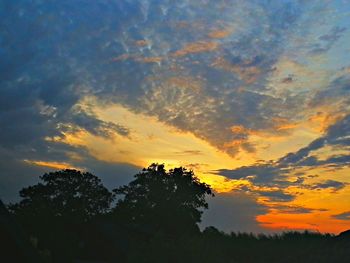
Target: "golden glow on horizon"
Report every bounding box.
[49,96,258,193]
[257,212,349,233]
[255,166,350,233]
[36,96,350,234]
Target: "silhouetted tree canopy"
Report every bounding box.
[7,169,113,262]
[9,169,113,222]
[113,163,213,237]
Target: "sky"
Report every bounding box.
[1,0,350,234]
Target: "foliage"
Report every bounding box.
[9,169,113,222]
[113,163,213,237]
[8,169,113,262]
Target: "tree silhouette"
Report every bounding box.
[5,166,350,263]
[9,169,113,222]
[113,164,213,238]
[8,169,113,262]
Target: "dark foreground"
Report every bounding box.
[2,214,350,263]
[2,167,350,262]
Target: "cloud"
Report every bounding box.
[217,163,286,185]
[207,30,232,39]
[173,150,204,156]
[258,190,295,202]
[279,114,350,167]
[310,26,347,54]
[281,75,294,84]
[307,180,347,192]
[103,0,316,157]
[332,211,350,221]
[270,205,328,214]
[201,192,267,233]
[311,72,350,108]
[23,160,79,170]
[278,138,326,166]
[0,145,141,203]
[171,41,220,57]
[69,110,131,139]
[216,114,350,198]
[0,0,334,161]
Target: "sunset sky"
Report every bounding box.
[1,0,350,234]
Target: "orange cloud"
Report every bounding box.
[308,110,346,132]
[230,125,247,134]
[223,139,246,148]
[135,56,163,63]
[111,53,135,62]
[134,39,149,47]
[230,125,268,137]
[111,53,163,64]
[208,29,232,39]
[272,117,299,131]
[24,160,77,170]
[172,41,219,57]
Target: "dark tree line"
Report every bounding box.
[3,164,350,263]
